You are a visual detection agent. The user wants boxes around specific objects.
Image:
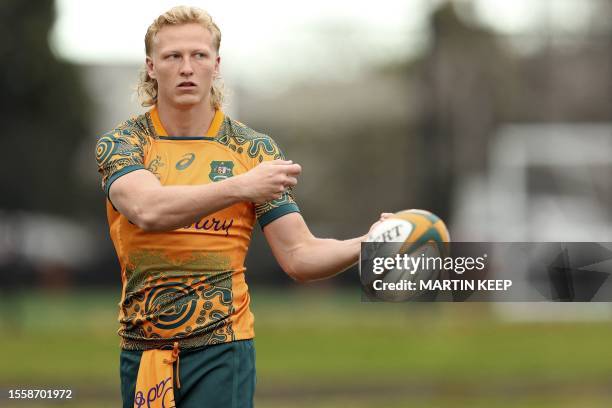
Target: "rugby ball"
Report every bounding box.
[360,209,450,301]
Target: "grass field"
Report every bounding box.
[1,288,612,407]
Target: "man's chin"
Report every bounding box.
[172,95,203,108]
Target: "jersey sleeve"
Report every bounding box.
[95,123,149,196]
[251,136,300,228]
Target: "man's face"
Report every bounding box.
[146,23,220,108]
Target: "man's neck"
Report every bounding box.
[157,100,216,137]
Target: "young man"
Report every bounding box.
[96,6,387,407]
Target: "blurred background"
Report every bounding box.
[1,0,611,406]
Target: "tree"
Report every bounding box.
[0,0,91,215]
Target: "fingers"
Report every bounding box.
[250,160,301,202]
[271,169,298,189]
[367,212,394,235]
[284,176,298,188]
[260,160,302,176]
[280,163,302,176]
[269,163,301,189]
[275,178,296,195]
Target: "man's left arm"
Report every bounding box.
[263,212,389,282]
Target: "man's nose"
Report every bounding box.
[180,58,194,76]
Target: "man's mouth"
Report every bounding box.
[178,81,197,88]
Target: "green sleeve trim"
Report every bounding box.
[104,165,145,197]
[258,203,300,229]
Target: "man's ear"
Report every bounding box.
[146,56,156,79]
[214,55,221,78]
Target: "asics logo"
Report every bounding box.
[176,153,196,170]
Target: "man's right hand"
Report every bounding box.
[234,159,302,204]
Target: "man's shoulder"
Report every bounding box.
[220,115,270,141]
[218,115,284,161]
[98,112,154,142]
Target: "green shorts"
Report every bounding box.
[120,339,256,408]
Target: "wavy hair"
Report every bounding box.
[137,6,225,109]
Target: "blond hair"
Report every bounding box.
[137,6,225,109]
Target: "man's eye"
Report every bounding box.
[195,53,207,59]
[166,54,179,60]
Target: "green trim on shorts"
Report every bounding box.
[120,339,255,408]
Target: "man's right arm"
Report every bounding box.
[109,160,301,232]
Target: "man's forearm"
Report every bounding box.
[287,235,367,283]
[110,160,301,232]
[124,177,244,232]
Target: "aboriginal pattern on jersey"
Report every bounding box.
[216,118,284,162]
[119,250,236,350]
[97,108,300,351]
[96,111,298,219]
[96,115,154,194]
[214,117,298,219]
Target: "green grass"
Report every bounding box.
[1,288,612,407]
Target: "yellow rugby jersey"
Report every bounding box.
[96,106,299,351]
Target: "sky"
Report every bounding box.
[52,0,431,63]
[50,0,599,89]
